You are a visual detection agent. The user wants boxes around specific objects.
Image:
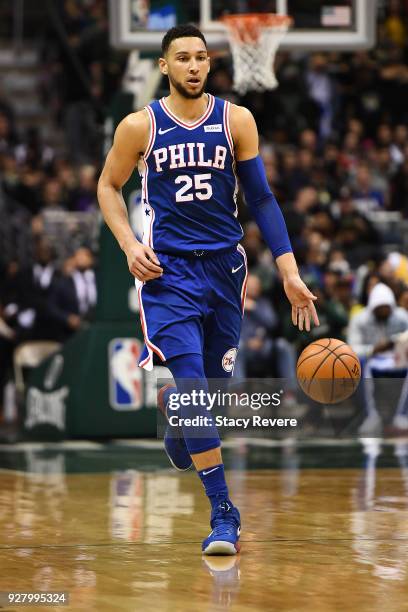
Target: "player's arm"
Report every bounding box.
[97,111,163,281]
[229,104,319,331]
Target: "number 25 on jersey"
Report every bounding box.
[175,174,212,202]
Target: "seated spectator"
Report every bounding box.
[384,1,407,47]
[55,158,77,195]
[351,270,380,317]
[240,222,264,267]
[308,206,336,241]
[333,187,378,241]
[1,237,59,342]
[68,164,98,212]
[390,124,407,165]
[298,128,318,154]
[279,147,302,200]
[398,289,408,312]
[333,187,379,265]
[348,283,408,357]
[0,237,60,410]
[339,131,361,174]
[391,155,408,214]
[334,275,355,311]
[48,247,97,342]
[15,127,54,169]
[282,150,315,199]
[0,111,17,154]
[386,252,408,285]
[0,260,19,398]
[296,231,328,288]
[377,254,408,298]
[327,248,351,277]
[0,78,15,127]
[322,141,340,184]
[282,186,318,246]
[350,162,386,211]
[371,146,396,192]
[347,283,408,434]
[305,54,335,139]
[42,178,66,211]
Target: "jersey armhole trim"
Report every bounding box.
[143,105,156,160]
[224,101,234,157]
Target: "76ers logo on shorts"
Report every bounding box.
[222,348,238,373]
[109,339,143,410]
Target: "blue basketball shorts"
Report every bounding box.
[136,245,248,375]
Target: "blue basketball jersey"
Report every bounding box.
[139,94,243,252]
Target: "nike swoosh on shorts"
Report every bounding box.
[232,264,244,273]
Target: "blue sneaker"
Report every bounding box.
[158,384,192,471]
[202,501,241,555]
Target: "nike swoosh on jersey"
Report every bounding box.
[158,126,177,135]
[232,264,244,273]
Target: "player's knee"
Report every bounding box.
[166,353,207,381]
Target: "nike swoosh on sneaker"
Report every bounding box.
[202,466,220,476]
[158,126,177,135]
[232,264,244,274]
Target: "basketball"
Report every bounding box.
[296,338,361,404]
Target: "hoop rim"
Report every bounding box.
[220,13,293,44]
[220,13,293,30]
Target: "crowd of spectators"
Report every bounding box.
[209,3,408,388]
[0,1,110,413]
[1,1,408,420]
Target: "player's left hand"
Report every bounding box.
[283,275,320,332]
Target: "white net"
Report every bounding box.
[222,14,291,95]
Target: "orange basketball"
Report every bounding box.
[296,338,361,404]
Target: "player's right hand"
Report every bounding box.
[125,242,163,281]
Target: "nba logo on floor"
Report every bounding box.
[109,339,143,410]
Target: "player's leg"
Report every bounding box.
[157,383,193,471]
[192,248,247,555]
[158,351,219,470]
[202,246,247,381]
[166,352,241,555]
[137,255,205,470]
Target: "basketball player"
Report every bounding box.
[98,24,319,555]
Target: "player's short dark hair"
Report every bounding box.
[161,24,207,56]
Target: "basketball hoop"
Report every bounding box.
[221,14,292,95]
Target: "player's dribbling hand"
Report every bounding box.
[283,275,320,332]
[125,241,163,281]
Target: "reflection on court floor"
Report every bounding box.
[0,440,408,611]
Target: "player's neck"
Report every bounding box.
[164,91,209,124]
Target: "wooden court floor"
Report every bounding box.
[0,440,407,611]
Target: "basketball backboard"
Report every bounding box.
[109,0,377,52]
